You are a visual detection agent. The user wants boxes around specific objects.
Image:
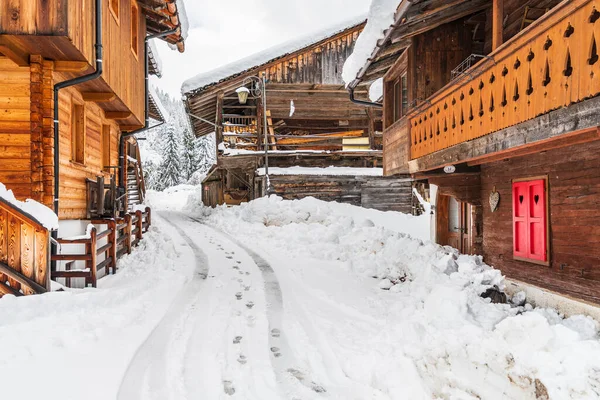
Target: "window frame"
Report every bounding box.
[383,49,409,129]
[109,0,120,24]
[512,176,550,266]
[70,100,86,165]
[130,1,139,59]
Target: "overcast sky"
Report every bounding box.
[151,0,371,97]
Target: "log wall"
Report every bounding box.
[383,119,410,176]
[266,175,413,213]
[0,57,32,199]
[57,76,121,220]
[481,139,600,303]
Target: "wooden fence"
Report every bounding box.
[0,198,51,297]
[409,0,600,159]
[51,208,151,288]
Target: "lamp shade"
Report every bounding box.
[236,87,250,104]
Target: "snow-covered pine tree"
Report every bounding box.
[156,124,182,190]
[181,122,200,181]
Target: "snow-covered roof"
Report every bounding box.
[149,85,170,123]
[342,0,408,86]
[181,15,367,94]
[168,0,189,52]
[257,166,384,177]
[148,40,163,78]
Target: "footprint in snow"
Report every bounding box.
[245,272,250,276]
[244,285,251,292]
[223,381,235,395]
[233,336,242,344]
[226,256,233,259]
[233,265,239,270]
[237,354,247,365]
[235,292,243,300]
[288,369,327,393]
[271,329,281,338]
[271,347,282,358]
[246,301,254,309]
[236,260,242,264]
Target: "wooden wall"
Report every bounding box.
[0,57,32,199]
[266,175,413,213]
[57,72,120,220]
[262,27,362,85]
[0,0,67,35]
[481,140,600,303]
[383,119,410,176]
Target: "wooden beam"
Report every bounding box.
[121,124,144,131]
[0,38,29,66]
[492,0,504,51]
[82,92,116,102]
[105,111,132,119]
[54,61,90,72]
[276,130,364,145]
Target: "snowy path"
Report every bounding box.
[117,212,395,400]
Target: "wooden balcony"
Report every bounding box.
[409,0,600,160]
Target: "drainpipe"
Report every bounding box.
[118,28,178,188]
[52,0,103,216]
[348,85,383,108]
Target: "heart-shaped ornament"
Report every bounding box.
[489,190,500,212]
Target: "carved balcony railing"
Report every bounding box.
[409,0,600,160]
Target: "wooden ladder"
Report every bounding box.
[266,110,277,151]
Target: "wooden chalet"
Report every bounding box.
[0,0,186,296]
[347,0,600,304]
[183,19,414,212]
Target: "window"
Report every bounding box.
[130,2,139,57]
[392,73,409,124]
[102,125,111,171]
[71,102,86,164]
[512,178,549,264]
[109,0,119,22]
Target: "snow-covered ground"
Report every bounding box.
[2,190,600,399]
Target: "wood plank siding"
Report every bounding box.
[481,140,600,304]
[0,58,32,200]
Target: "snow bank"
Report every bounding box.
[195,196,600,399]
[146,184,202,212]
[257,166,384,176]
[0,182,58,230]
[342,0,404,85]
[0,219,196,399]
[182,15,366,93]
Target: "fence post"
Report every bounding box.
[135,210,143,242]
[145,206,151,231]
[107,219,117,274]
[124,214,132,254]
[87,226,98,287]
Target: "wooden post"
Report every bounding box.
[97,176,105,217]
[135,210,143,242]
[492,0,504,51]
[215,91,224,158]
[107,220,117,274]
[87,227,98,287]
[124,214,132,254]
[367,108,376,150]
[145,207,151,230]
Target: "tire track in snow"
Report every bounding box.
[191,217,329,398]
[117,212,210,400]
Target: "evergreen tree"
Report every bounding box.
[181,125,200,181]
[156,125,181,190]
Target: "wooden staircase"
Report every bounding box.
[125,145,146,212]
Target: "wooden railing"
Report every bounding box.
[223,115,258,134]
[51,207,151,288]
[409,0,600,159]
[0,198,50,297]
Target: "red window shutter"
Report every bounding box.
[527,180,547,261]
[512,179,548,262]
[513,182,529,258]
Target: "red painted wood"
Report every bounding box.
[512,179,547,262]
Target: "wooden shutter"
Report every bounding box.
[512,179,548,263]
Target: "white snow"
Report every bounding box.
[342,0,405,85]
[235,87,250,94]
[3,191,600,399]
[257,166,384,176]
[0,182,58,230]
[369,77,384,101]
[149,84,170,122]
[181,15,367,93]
[148,39,163,78]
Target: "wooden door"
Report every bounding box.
[437,195,473,254]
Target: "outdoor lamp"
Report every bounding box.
[236,87,250,104]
